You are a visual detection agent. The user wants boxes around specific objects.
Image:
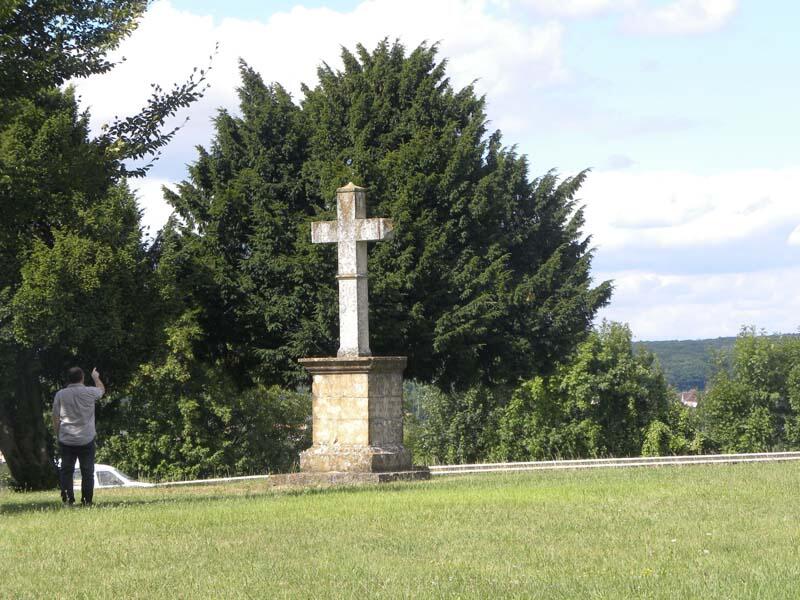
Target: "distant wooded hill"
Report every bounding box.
[635,334,800,392]
[633,337,737,391]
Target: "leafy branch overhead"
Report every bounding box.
[1,1,215,177]
[98,45,217,177]
[0,0,149,98]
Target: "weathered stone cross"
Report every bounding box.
[311,182,394,357]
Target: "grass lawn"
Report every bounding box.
[2,462,799,599]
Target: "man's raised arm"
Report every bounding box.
[91,368,105,395]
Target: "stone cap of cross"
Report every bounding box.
[310,182,394,277]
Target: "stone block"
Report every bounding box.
[300,444,412,473]
[369,370,403,397]
[299,356,412,473]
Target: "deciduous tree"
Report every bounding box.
[0,0,207,488]
[494,322,671,460]
[700,328,800,452]
[0,88,158,488]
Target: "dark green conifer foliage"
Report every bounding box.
[169,42,611,392]
[166,61,337,386]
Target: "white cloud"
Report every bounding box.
[511,0,736,35]
[73,0,567,141]
[596,267,800,339]
[624,0,737,35]
[789,224,800,246]
[580,167,800,249]
[603,154,636,169]
[518,0,633,18]
[583,165,800,339]
[130,177,175,237]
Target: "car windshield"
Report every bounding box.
[97,471,123,486]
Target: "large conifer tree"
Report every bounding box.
[167,42,611,391]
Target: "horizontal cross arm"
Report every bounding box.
[311,220,338,244]
[356,218,394,242]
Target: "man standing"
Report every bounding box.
[52,367,105,506]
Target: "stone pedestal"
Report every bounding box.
[299,356,412,473]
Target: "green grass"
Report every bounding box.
[2,462,799,599]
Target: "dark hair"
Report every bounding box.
[67,367,84,384]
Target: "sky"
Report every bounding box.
[70,0,800,341]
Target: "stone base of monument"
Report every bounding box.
[270,469,430,489]
[300,443,413,472]
[298,356,422,476]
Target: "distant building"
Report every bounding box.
[679,389,698,408]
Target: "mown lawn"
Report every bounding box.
[2,462,799,599]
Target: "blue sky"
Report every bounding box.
[72,0,800,340]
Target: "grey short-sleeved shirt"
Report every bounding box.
[53,383,104,446]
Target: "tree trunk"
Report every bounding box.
[0,349,58,490]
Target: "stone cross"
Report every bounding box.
[311,182,394,357]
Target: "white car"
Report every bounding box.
[73,464,154,489]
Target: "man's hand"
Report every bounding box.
[91,367,105,394]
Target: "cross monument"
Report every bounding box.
[311,182,393,357]
[298,182,422,477]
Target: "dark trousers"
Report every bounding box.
[59,440,95,505]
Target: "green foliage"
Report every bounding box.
[641,420,671,457]
[492,377,602,461]
[0,1,208,489]
[11,185,156,368]
[0,461,10,488]
[494,322,671,460]
[0,88,110,266]
[167,42,611,392]
[699,327,800,452]
[640,403,708,457]
[98,311,311,480]
[0,0,211,177]
[96,60,213,177]
[406,383,503,465]
[785,364,800,446]
[663,400,706,455]
[0,87,157,489]
[162,69,335,387]
[0,1,147,99]
[699,376,753,452]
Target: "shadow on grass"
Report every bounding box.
[0,477,435,516]
[0,494,242,515]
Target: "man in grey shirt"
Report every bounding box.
[52,367,105,506]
